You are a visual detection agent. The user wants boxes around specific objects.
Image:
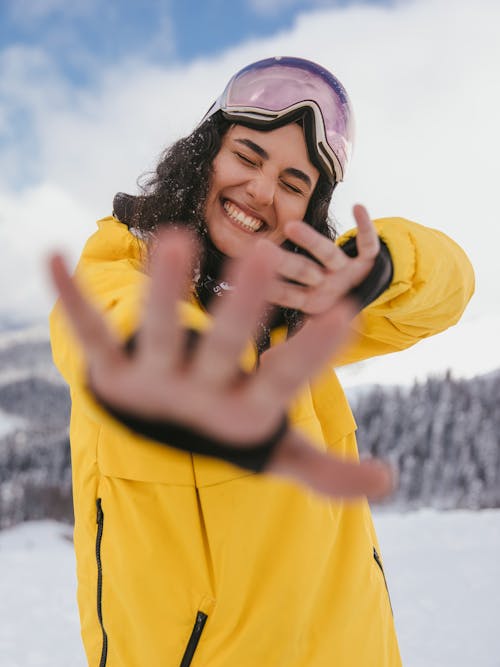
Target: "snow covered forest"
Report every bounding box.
[352,371,500,510]
[0,335,72,529]
[1,333,499,530]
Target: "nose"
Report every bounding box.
[246,172,275,207]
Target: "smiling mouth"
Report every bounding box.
[222,199,266,233]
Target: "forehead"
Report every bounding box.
[225,123,318,174]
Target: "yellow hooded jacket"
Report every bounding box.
[50,216,474,666]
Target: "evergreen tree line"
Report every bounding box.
[0,364,499,529]
[352,370,500,510]
[0,376,73,529]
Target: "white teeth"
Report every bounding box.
[223,201,264,232]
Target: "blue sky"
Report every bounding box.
[0,0,391,191]
[0,0,391,82]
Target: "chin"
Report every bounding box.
[213,236,250,260]
[207,222,256,259]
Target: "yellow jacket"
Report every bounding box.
[50,216,474,666]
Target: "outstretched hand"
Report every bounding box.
[265,204,380,314]
[49,227,394,501]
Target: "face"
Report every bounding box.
[204,123,320,258]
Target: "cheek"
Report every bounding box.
[206,156,226,197]
[206,168,221,203]
[209,154,239,192]
[278,196,311,226]
[209,152,251,198]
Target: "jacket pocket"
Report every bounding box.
[96,498,108,666]
[373,546,393,616]
[179,611,208,667]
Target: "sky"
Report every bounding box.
[0,0,499,385]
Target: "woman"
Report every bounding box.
[49,57,474,666]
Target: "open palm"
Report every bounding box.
[49,228,394,501]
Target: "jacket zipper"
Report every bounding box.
[96,499,108,666]
[179,611,208,667]
[373,546,394,616]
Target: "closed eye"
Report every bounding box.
[281,180,304,195]
[235,152,257,167]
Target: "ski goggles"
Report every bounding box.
[201,56,355,183]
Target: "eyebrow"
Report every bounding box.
[234,138,313,189]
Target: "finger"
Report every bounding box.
[284,221,349,272]
[266,278,310,311]
[352,204,380,259]
[267,430,396,501]
[138,229,196,372]
[266,278,338,315]
[191,240,276,387]
[253,298,356,408]
[48,254,123,371]
[272,244,325,287]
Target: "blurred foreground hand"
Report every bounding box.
[49,228,395,501]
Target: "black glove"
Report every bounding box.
[340,237,393,310]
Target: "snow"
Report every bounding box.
[373,509,500,667]
[0,521,86,667]
[0,410,23,438]
[0,512,499,666]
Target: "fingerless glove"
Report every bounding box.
[340,237,393,310]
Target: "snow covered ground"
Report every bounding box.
[0,511,499,667]
[375,509,500,667]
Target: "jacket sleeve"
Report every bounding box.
[334,217,475,366]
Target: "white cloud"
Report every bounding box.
[1,0,499,381]
[0,184,95,325]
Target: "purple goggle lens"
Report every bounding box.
[202,57,354,182]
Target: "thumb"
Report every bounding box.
[267,429,396,502]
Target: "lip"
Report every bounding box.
[221,197,270,230]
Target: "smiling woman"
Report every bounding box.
[49,57,474,667]
[205,124,319,256]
